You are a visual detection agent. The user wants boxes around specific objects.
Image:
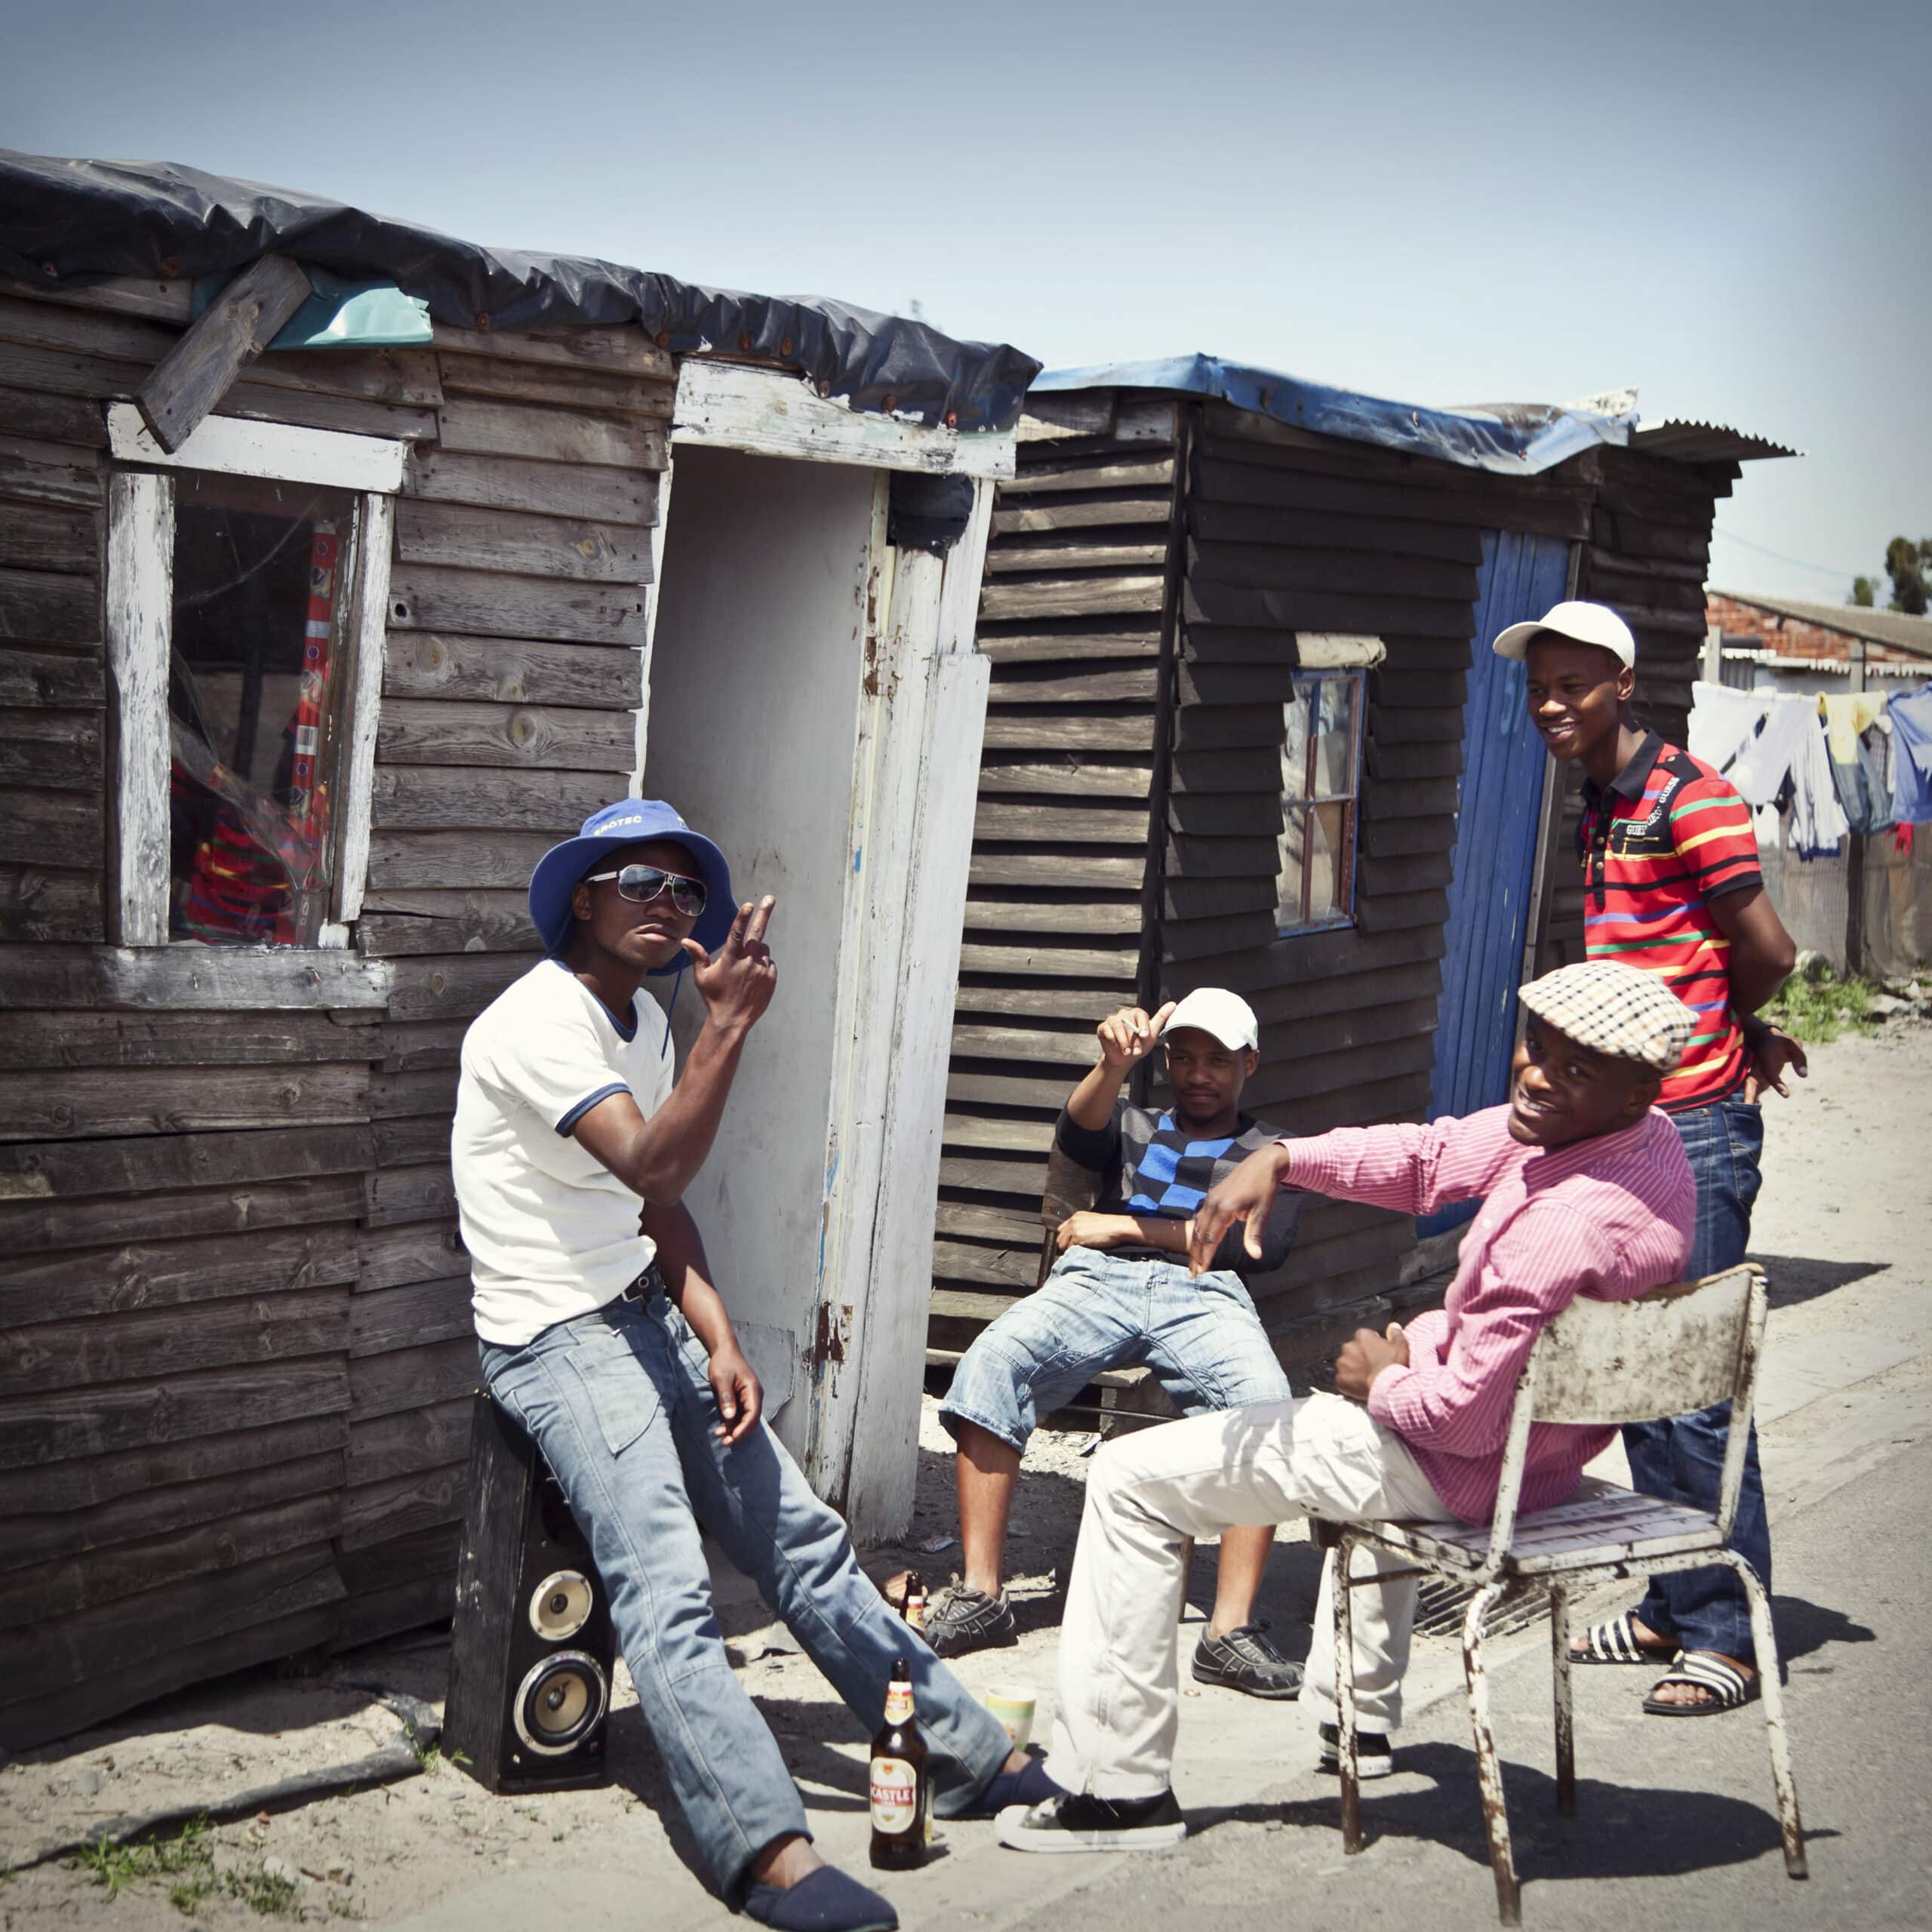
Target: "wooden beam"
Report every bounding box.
[134,254,313,454]
[671,358,1016,478]
[108,401,407,494]
[103,472,171,945]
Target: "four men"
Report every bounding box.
[455,598,1798,1910]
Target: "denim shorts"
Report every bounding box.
[938,1245,1292,1453]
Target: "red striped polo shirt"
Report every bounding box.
[1577,733,1762,1113]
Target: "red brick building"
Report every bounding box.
[1708,590,1932,683]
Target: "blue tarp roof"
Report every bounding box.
[1032,352,1635,478]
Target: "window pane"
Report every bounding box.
[1277,802,1350,930]
[1312,678,1358,796]
[168,474,357,946]
[1281,675,1359,803]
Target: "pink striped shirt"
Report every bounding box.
[1284,1107,1694,1524]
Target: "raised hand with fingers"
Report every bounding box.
[1186,1140,1293,1275]
[686,895,778,1036]
[1096,999,1177,1072]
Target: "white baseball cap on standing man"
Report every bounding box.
[1491,599,1636,667]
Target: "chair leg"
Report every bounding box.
[1335,1536,1363,1854]
[1725,1552,1808,1880]
[1549,1585,1574,1817]
[1463,1583,1521,1927]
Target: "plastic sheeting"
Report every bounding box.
[191,265,433,350]
[1032,352,1634,478]
[0,151,1040,434]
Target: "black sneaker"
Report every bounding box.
[923,1577,1017,1656]
[1316,1721,1394,1780]
[1191,1621,1303,1700]
[996,1789,1188,1854]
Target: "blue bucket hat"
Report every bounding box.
[528,799,734,973]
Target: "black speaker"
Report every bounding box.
[445,1392,616,1794]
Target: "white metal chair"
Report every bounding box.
[1324,1263,1805,1924]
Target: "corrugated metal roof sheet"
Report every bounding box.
[1633,420,1800,463]
[1713,590,1932,660]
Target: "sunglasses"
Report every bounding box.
[582,865,707,918]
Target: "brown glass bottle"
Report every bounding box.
[901,1571,927,1635]
[869,1657,930,1870]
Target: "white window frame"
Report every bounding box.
[1276,666,1366,939]
[103,402,401,949]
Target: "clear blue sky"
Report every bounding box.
[7,0,1927,601]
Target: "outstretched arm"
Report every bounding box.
[573,897,777,1203]
[641,1198,761,1445]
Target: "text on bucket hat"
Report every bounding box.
[1517,959,1694,1073]
[1491,599,1636,668]
[1162,987,1260,1053]
[526,800,734,970]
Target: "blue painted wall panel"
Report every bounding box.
[1420,530,1574,1235]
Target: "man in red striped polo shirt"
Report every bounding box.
[1500,600,1805,1717]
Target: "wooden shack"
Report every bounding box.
[0,153,1032,1748]
[930,361,1792,1361]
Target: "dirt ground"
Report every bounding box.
[4,1019,1927,1930]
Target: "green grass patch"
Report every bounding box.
[1765,970,1878,1046]
[72,1816,306,1916]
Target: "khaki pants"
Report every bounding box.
[1046,1392,1447,1800]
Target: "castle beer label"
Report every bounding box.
[870,1755,917,1833]
[884,1684,914,1724]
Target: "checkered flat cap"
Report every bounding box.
[1518,960,1694,1072]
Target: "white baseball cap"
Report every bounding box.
[1161,987,1260,1053]
[1491,599,1636,668]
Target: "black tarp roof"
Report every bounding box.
[0,151,1041,435]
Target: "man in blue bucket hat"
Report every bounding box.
[453,799,1054,1930]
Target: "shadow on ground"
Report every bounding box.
[1752,1252,1890,1309]
[1196,1743,1836,1884]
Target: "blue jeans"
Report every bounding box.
[479,1290,1011,1899]
[1625,1094,1772,1663]
[938,1247,1292,1454]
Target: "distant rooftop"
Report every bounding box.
[1712,590,1932,662]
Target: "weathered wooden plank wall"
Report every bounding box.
[930,398,1177,1347]
[0,281,668,1745]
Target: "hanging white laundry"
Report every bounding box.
[1689,680,1770,778]
[1689,679,1847,855]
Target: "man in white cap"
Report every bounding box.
[1496,601,1803,1718]
[998,960,1695,1853]
[927,989,1304,1700]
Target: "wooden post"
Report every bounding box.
[134,254,313,454]
[1845,640,1867,977]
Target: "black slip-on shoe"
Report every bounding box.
[743,1866,898,1932]
[996,1789,1187,1854]
[1191,1620,1304,1700]
[923,1578,1017,1657]
[1316,1721,1394,1780]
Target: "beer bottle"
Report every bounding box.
[869,1657,930,1871]
[901,1571,927,1635]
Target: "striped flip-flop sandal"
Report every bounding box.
[1642,1651,1760,1715]
[1573,1610,1678,1666]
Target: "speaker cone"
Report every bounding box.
[513,1651,609,1756]
[528,1569,594,1641]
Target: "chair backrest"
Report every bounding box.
[1035,1144,1105,1289]
[1529,1266,1762,1426]
[1482,1263,1767,1567]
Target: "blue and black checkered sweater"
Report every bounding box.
[1054,1100,1301,1279]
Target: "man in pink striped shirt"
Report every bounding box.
[998,960,1697,1854]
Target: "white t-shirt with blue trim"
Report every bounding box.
[454,960,676,1346]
